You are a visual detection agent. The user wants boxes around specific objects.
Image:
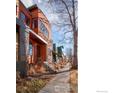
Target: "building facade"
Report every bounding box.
[16,0,52,76]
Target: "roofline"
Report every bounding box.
[38,8,51,28]
[28,4,50,26]
[28,4,38,10]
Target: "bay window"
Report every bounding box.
[39,20,48,37]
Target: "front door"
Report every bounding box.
[37,45,41,62]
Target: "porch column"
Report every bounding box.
[17,25,29,77]
[25,27,30,61]
[19,27,28,61]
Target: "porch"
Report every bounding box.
[28,30,48,75]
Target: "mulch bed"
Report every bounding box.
[16,73,55,93]
[69,70,78,93]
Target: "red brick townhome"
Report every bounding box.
[16,0,52,76]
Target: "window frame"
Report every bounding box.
[39,20,49,37]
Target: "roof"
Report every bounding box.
[28,4,50,25]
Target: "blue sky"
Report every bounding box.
[21,0,73,54]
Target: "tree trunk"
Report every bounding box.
[72,31,78,69]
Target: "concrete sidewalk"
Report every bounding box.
[38,63,71,93]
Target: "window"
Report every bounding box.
[29,43,33,55]
[39,20,48,37]
[20,12,25,22]
[20,12,30,26]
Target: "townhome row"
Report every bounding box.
[16,0,52,76]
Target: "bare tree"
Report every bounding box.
[48,0,78,69]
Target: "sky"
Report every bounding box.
[21,0,73,54]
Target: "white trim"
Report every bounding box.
[26,26,48,44]
[30,30,48,44]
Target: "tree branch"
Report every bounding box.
[60,0,74,28]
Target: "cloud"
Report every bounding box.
[48,14,59,23]
[21,0,34,7]
[37,0,49,3]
